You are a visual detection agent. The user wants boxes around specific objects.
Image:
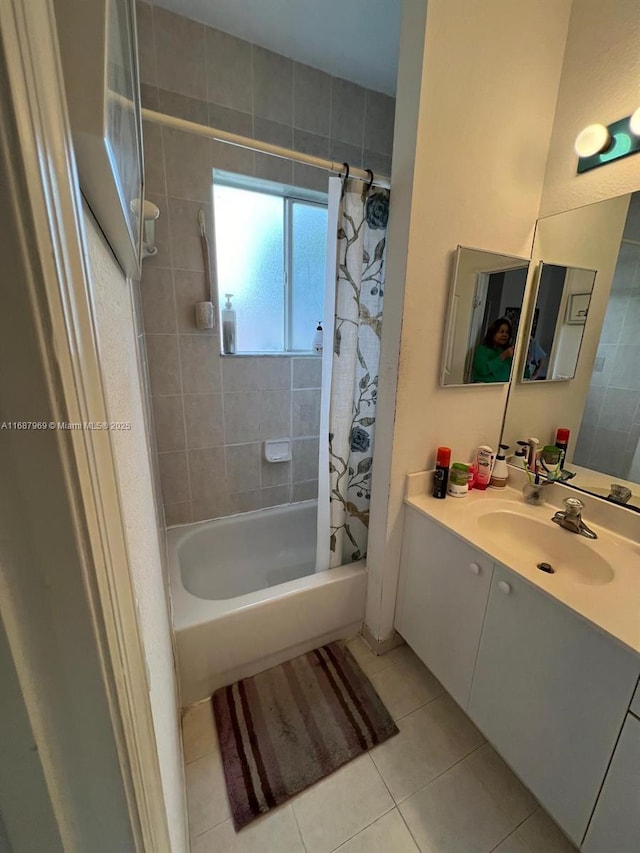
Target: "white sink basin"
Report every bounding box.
[478,510,615,586]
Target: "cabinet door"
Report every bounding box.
[395,507,493,709]
[583,714,640,853]
[468,564,640,845]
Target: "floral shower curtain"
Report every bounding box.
[328,178,390,567]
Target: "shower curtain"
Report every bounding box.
[320,176,390,568]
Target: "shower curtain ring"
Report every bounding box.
[365,169,374,192]
[342,162,350,182]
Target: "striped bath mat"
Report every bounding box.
[212,641,398,829]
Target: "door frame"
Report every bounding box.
[0,1,174,849]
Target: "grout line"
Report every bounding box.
[290,803,309,853]
[396,806,422,851]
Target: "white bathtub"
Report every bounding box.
[168,501,367,706]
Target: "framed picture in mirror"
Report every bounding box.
[566,292,591,324]
[441,246,530,387]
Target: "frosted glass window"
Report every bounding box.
[291,202,328,351]
[213,185,284,352]
[213,179,327,353]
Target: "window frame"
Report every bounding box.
[212,171,328,355]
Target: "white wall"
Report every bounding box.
[540,0,640,216]
[84,211,188,853]
[367,0,572,640]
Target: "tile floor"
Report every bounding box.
[182,637,577,853]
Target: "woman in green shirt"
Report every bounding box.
[472,317,514,383]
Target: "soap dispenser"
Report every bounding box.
[312,321,323,353]
[489,444,510,489]
[222,293,236,354]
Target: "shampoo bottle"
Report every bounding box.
[222,293,236,354]
[474,446,494,490]
[489,444,510,489]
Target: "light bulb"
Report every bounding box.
[574,123,611,158]
[630,107,640,136]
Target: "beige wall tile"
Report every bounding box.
[165,501,192,526]
[260,485,290,508]
[168,197,209,271]
[188,447,226,502]
[293,437,319,482]
[223,392,261,443]
[140,82,159,110]
[364,90,396,156]
[227,489,264,515]
[293,357,322,389]
[154,7,206,100]
[258,357,291,390]
[142,120,165,196]
[179,335,222,394]
[225,442,261,492]
[184,394,224,448]
[152,395,186,452]
[292,480,318,502]
[164,128,212,203]
[221,357,259,392]
[146,334,181,395]
[293,163,329,193]
[331,139,363,170]
[252,46,293,125]
[259,389,291,438]
[293,129,331,159]
[292,389,321,437]
[254,152,293,185]
[261,457,291,488]
[158,88,208,125]
[205,28,252,113]
[207,103,253,136]
[364,150,392,179]
[191,495,229,522]
[141,268,176,333]
[158,450,190,503]
[331,78,366,147]
[211,140,255,176]
[293,63,331,136]
[135,0,157,87]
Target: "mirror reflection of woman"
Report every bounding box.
[472,317,515,383]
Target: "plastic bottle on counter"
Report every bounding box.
[448,463,470,498]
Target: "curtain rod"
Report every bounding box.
[141,107,391,190]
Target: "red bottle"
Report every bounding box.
[432,446,451,499]
[555,428,570,463]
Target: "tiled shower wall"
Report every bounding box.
[135,1,394,525]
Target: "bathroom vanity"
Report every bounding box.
[395,473,640,850]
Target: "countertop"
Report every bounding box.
[405,471,640,656]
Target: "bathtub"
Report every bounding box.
[168,500,367,706]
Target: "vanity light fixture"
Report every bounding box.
[575,111,640,173]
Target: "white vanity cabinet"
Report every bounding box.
[468,563,640,846]
[582,712,640,853]
[395,507,493,708]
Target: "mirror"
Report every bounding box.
[502,190,640,510]
[441,246,530,386]
[521,262,596,382]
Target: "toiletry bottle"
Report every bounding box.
[512,443,528,471]
[432,446,451,499]
[467,463,477,490]
[555,428,570,464]
[527,437,539,474]
[489,444,510,489]
[474,446,494,490]
[447,463,470,498]
[222,293,237,355]
[312,321,323,353]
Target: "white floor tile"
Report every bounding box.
[333,808,419,853]
[292,754,394,853]
[423,692,484,754]
[370,696,480,803]
[492,808,577,853]
[182,699,218,764]
[368,646,444,720]
[465,744,537,827]
[399,757,520,853]
[191,804,305,853]
[186,749,231,838]
[346,636,407,678]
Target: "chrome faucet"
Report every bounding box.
[552,497,598,540]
